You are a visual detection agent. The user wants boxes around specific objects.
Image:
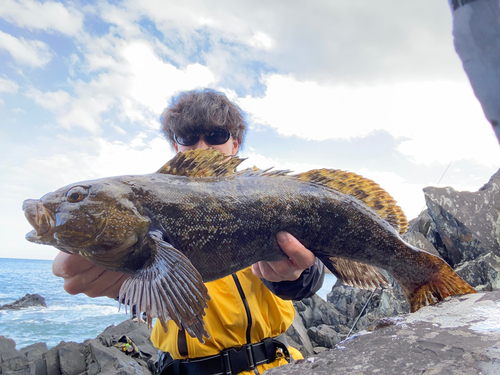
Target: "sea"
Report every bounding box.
[0,258,336,350]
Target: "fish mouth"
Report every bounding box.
[23,199,55,243]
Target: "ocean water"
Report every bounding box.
[0,258,336,350]
[0,258,128,349]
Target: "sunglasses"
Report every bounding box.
[174,128,232,146]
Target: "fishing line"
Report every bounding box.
[345,288,376,340]
[408,146,461,233]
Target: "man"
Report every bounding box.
[53,89,324,375]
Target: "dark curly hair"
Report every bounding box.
[161,89,247,149]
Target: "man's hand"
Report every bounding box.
[252,231,316,282]
[52,252,129,299]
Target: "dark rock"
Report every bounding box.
[98,320,156,360]
[267,291,500,375]
[0,293,47,310]
[327,277,409,332]
[423,169,500,267]
[285,313,315,357]
[402,229,440,257]
[58,342,86,375]
[30,357,48,375]
[0,336,17,360]
[289,277,409,352]
[306,325,342,348]
[19,342,48,361]
[3,320,154,375]
[0,348,29,373]
[456,252,500,291]
[43,346,61,375]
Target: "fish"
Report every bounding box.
[22,148,476,343]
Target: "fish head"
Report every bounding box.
[23,179,151,256]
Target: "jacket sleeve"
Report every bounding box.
[261,258,325,300]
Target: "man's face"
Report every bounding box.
[173,135,239,156]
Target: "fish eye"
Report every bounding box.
[66,186,88,203]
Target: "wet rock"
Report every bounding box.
[0,293,47,310]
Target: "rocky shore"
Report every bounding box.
[1,169,499,374]
[0,320,157,375]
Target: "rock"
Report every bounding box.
[289,278,409,353]
[0,293,47,310]
[58,342,86,375]
[400,169,500,292]
[423,169,500,267]
[1,321,154,375]
[456,252,500,292]
[20,342,48,361]
[0,341,29,373]
[327,277,409,332]
[43,346,61,375]
[285,311,315,357]
[0,336,17,359]
[306,325,343,349]
[402,229,440,257]
[266,291,500,374]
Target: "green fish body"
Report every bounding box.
[23,149,476,342]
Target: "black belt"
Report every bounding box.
[155,334,291,375]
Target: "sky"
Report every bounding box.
[0,0,498,260]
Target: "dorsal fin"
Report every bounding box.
[234,167,292,178]
[293,169,407,234]
[157,149,245,177]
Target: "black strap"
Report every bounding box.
[155,334,290,375]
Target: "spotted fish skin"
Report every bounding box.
[23,149,476,343]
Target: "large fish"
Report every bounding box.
[23,149,476,343]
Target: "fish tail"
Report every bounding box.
[399,251,476,313]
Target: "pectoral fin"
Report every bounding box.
[119,230,210,343]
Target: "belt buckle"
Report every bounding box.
[222,344,254,375]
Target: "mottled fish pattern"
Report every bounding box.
[23,149,476,342]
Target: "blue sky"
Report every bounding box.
[1,0,498,260]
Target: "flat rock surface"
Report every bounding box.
[267,291,500,375]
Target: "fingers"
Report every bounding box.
[52,252,128,299]
[53,252,93,278]
[276,232,316,270]
[252,232,316,282]
[252,259,300,282]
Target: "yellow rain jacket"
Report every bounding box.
[151,266,303,374]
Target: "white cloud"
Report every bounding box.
[0,30,51,67]
[247,32,274,50]
[120,41,215,118]
[239,74,500,167]
[0,77,19,93]
[26,88,71,112]
[0,134,174,260]
[0,0,83,35]
[28,36,215,133]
